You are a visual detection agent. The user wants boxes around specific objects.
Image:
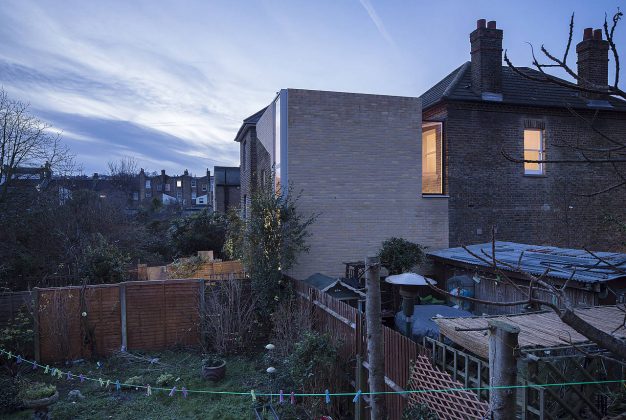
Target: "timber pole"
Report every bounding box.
[488,320,520,420]
[365,256,386,419]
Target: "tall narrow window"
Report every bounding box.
[274,97,281,193]
[145,180,151,189]
[524,129,545,175]
[422,122,443,194]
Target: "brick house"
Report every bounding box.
[212,166,240,213]
[138,168,213,209]
[235,89,449,280]
[420,19,626,250]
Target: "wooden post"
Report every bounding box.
[365,256,386,420]
[488,320,520,420]
[355,353,365,420]
[120,284,128,351]
[33,288,41,362]
[199,279,207,347]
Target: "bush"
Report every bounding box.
[155,373,175,386]
[0,377,20,413]
[0,304,34,358]
[379,237,426,275]
[169,210,227,258]
[19,381,56,401]
[79,233,130,284]
[402,402,438,419]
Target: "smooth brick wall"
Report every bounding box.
[284,89,449,279]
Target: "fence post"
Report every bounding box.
[488,320,520,420]
[199,279,207,347]
[120,284,128,352]
[33,288,41,362]
[365,256,386,420]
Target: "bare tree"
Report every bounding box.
[0,88,73,203]
[501,9,626,197]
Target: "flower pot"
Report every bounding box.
[201,359,226,381]
[23,390,59,419]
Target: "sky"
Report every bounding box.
[0,0,622,176]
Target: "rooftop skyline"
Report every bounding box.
[0,0,619,175]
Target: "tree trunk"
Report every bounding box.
[365,256,386,419]
[488,320,519,420]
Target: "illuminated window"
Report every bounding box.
[422,122,443,194]
[176,180,182,188]
[274,96,281,193]
[524,129,545,175]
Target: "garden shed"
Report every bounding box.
[428,241,626,315]
[302,273,365,308]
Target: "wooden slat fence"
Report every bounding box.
[291,278,486,420]
[34,278,233,363]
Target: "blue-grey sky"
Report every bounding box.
[0,1,621,176]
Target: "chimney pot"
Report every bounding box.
[477,19,486,29]
[487,20,497,29]
[161,169,166,176]
[583,27,593,40]
[593,29,603,40]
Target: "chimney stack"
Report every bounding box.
[576,27,609,99]
[470,18,503,96]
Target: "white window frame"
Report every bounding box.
[524,129,545,176]
[176,179,182,188]
[145,180,151,189]
[421,121,443,195]
[191,179,196,188]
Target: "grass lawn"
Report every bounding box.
[3,350,277,420]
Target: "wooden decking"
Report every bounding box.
[434,305,626,359]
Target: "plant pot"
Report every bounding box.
[201,359,226,381]
[23,390,59,419]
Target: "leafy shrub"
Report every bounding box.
[402,402,438,419]
[202,355,224,367]
[0,304,34,358]
[169,210,227,258]
[19,381,56,400]
[379,237,426,275]
[125,376,144,387]
[79,233,130,284]
[167,256,203,279]
[0,376,20,413]
[155,373,175,386]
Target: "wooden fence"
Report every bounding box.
[291,278,488,420]
[33,279,215,363]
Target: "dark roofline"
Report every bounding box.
[421,62,626,112]
[234,107,267,143]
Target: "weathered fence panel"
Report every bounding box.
[35,279,215,363]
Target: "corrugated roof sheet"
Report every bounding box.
[428,241,626,284]
[420,62,626,111]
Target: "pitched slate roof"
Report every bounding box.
[421,62,626,111]
[428,241,626,284]
[234,107,267,143]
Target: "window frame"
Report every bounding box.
[523,129,546,176]
[421,121,445,195]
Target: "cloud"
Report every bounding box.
[358,0,396,48]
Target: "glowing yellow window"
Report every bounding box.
[422,122,443,194]
[524,129,545,175]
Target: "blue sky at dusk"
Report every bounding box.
[0,0,621,175]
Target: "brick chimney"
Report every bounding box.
[576,27,609,99]
[470,19,503,96]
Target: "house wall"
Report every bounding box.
[285,89,449,279]
[239,125,272,213]
[437,101,626,250]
